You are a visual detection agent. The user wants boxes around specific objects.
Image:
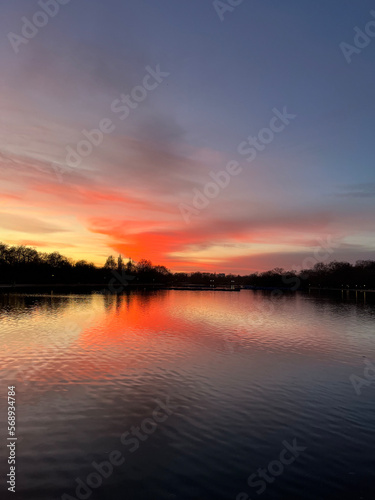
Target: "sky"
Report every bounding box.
[0,0,374,273]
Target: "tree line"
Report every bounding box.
[241,261,375,290]
[0,243,171,285]
[0,242,374,289]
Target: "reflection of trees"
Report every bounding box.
[0,294,75,317]
[131,289,168,309]
[102,289,168,315]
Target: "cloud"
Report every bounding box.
[17,240,77,248]
[0,213,68,234]
[84,209,339,266]
[335,182,375,198]
[1,4,374,274]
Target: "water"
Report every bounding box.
[0,290,374,500]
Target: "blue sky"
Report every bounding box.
[0,0,374,272]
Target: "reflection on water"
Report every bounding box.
[0,290,374,499]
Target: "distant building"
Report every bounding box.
[218,273,226,278]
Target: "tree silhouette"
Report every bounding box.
[104,255,116,270]
[117,255,124,273]
[0,241,374,290]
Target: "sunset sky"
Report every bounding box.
[1,0,374,273]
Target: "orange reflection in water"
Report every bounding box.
[0,290,361,388]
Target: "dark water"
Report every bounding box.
[0,290,374,500]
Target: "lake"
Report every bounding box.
[0,290,374,500]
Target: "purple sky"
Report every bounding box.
[0,0,374,272]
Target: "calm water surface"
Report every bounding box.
[0,290,374,499]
